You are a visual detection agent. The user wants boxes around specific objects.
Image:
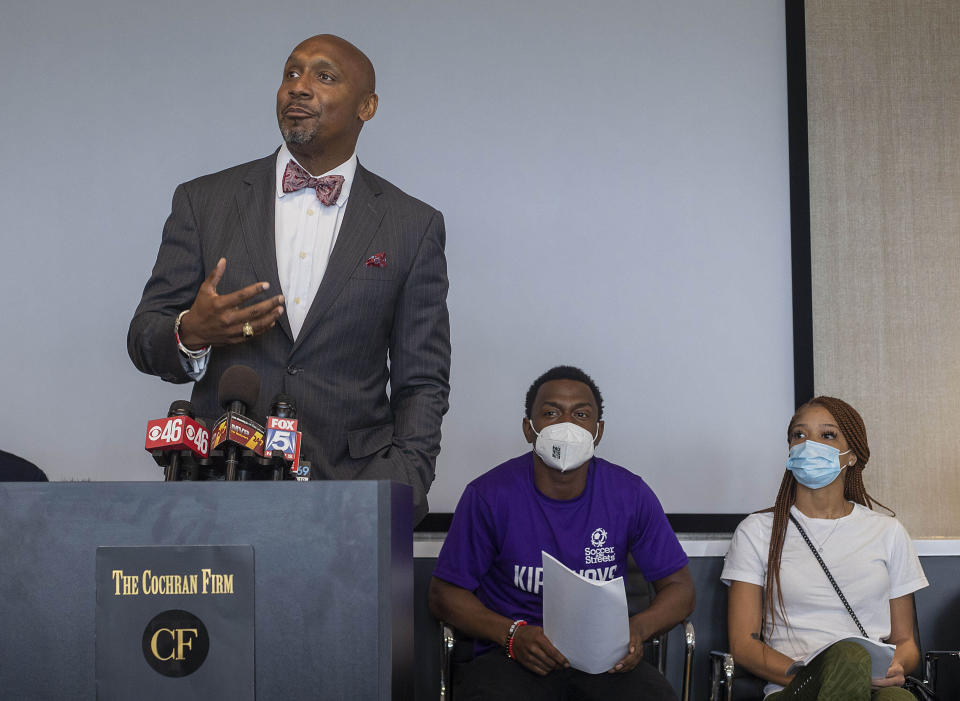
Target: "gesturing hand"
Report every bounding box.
[178,258,285,348]
[510,625,569,676]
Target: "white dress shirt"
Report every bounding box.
[179,145,358,378]
[274,143,357,339]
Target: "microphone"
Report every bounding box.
[212,365,263,480]
[268,393,297,419]
[265,393,302,480]
[145,400,211,481]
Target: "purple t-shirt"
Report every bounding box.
[433,453,688,649]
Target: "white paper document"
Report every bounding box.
[786,636,895,678]
[541,551,630,674]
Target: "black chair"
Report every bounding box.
[707,594,951,701]
[709,649,951,701]
[922,651,960,698]
[439,555,695,700]
[707,651,763,701]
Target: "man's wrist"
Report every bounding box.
[174,310,210,357]
[505,619,527,658]
[628,613,651,643]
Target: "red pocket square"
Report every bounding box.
[365,252,387,267]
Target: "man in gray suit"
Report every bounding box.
[128,34,450,523]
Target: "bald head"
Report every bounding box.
[292,34,376,93]
[276,33,379,175]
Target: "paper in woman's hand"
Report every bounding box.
[541,551,630,674]
[786,636,895,678]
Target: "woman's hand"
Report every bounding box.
[877,594,921,687]
[871,660,905,688]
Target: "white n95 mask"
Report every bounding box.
[529,421,598,472]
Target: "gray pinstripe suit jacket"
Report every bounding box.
[128,151,450,522]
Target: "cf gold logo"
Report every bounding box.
[150,627,198,661]
[141,610,209,677]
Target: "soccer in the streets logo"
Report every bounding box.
[590,528,607,548]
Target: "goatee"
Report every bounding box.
[281,124,316,145]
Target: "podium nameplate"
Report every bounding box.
[96,545,254,700]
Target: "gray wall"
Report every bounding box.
[0,1,794,515]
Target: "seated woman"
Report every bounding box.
[721,396,927,700]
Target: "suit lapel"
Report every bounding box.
[292,164,385,352]
[237,152,293,342]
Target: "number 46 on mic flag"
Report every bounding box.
[145,415,210,457]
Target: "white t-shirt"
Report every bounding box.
[721,503,927,695]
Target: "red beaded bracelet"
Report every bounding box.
[506,620,527,659]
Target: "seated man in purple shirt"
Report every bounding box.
[429,365,695,700]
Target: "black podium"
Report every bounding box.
[0,481,413,700]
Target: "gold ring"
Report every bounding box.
[242,322,254,338]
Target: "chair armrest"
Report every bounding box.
[923,650,960,692]
[647,620,696,700]
[708,651,735,701]
[440,621,456,701]
[649,629,668,673]
[680,621,695,701]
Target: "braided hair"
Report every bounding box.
[760,396,892,637]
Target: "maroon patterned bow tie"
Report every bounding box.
[281,160,345,205]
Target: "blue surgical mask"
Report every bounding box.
[786,440,852,489]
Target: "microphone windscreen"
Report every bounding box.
[167,399,195,418]
[218,365,261,410]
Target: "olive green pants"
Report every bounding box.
[766,641,914,701]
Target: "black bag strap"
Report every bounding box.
[788,512,868,637]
